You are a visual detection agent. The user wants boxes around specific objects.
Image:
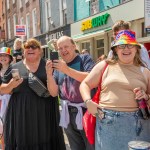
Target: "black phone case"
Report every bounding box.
[50,52,58,61]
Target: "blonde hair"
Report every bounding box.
[13,38,23,50]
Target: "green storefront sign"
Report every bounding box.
[81,13,110,31]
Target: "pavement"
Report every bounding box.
[60,106,71,150]
[64,128,71,150]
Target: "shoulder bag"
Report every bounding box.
[28,71,50,98]
[82,63,108,145]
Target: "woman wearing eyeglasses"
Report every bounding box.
[0,39,66,150]
[80,30,150,150]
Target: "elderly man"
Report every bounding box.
[46,36,95,150]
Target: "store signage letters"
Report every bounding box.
[46,31,64,41]
[81,13,110,31]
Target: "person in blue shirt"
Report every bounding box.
[46,36,95,150]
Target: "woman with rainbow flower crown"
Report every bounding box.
[80,30,150,150]
[0,47,13,150]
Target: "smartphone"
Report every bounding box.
[11,69,21,80]
[50,51,59,61]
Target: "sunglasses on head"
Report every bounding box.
[24,45,39,49]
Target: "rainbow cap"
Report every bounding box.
[0,47,13,60]
[111,30,141,49]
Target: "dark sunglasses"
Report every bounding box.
[24,45,39,49]
[117,44,135,49]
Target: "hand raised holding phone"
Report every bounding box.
[11,69,21,81]
[50,52,59,61]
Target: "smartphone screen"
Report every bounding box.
[50,51,58,61]
[11,69,21,80]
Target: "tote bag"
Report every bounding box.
[83,63,108,145]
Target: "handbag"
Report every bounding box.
[82,63,108,145]
[28,72,50,98]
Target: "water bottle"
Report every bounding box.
[136,99,150,120]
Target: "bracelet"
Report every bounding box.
[84,99,92,105]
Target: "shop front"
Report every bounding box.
[71,13,112,60]
[35,24,71,59]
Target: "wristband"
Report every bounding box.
[84,99,92,105]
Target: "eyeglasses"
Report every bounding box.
[117,44,135,49]
[24,45,39,49]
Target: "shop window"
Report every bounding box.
[45,1,51,31]
[8,18,11,39]
[96,39,104,58]
[142,22,150,37]
[20,17,24,25]
[26,13,30,39]
[74,0,90,21]
[99,0,120,12]
[32,8,37,37]
[62,0,67,25]
[81,42,90,52]
[13,14,17,36]
[20,0,23,8]
[7,0,10,10]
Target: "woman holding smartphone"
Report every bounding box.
[0,39,66,150]
[0,47,13,150]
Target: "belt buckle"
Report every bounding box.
[96,108,105,120]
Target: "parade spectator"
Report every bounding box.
[0,47,13,150]
[13,38,24,63]
[0,38,66,150]
[46,36,95,150]
[108,20,150,69]
[81,49,90,55]
[80,30,150,150]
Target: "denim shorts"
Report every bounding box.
[95,109,150,150]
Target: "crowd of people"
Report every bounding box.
[0,20,149,150]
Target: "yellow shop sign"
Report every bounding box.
[81,13,110,31]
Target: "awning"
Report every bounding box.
[72,27,111,41]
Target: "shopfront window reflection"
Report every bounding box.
[96,39,104,58]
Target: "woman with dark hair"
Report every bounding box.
[0,39,66,150]
[80,30,150,150]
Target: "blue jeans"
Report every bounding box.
[95,109,150,150]
[64,106,94,150]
